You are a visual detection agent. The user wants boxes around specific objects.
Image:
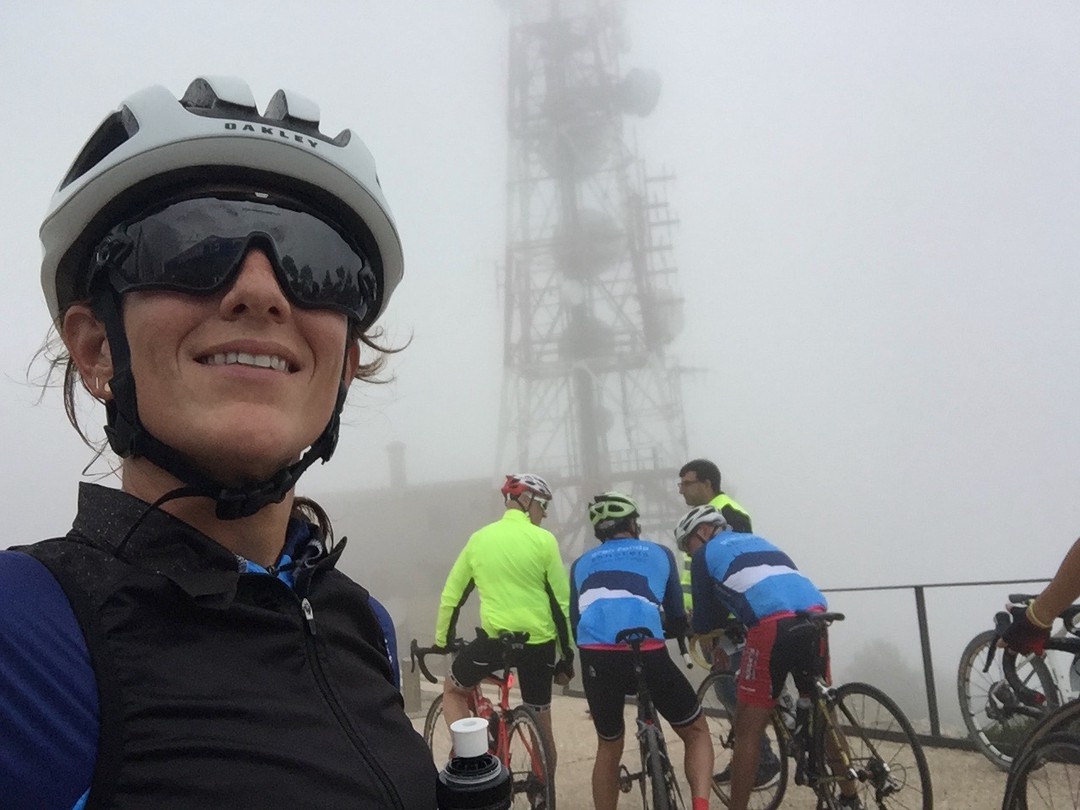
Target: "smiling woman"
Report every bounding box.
[0,77,436,809]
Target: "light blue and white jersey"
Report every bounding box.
[570,537,685,648]
[690,530,826,634]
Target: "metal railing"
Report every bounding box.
[821,577,1052,747]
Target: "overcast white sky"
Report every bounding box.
[4,1,1080,606]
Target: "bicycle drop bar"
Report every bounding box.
[410,638,459,685]
[993,611,1050,708]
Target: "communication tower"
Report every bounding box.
[497,0,689,556]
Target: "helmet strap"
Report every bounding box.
[92,283,346,520]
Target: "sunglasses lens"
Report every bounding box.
[96,194,376,322]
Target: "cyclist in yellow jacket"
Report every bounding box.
[677,459,752,613]
[434,473,574,770]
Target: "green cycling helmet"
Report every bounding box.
[588,491,639,528]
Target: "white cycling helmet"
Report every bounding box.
[501,473,553,501]
[40,75,402,326]
[674,505,728,552]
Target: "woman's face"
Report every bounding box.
[121,247,358,483]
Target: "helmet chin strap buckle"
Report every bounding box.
[214,473,294,520]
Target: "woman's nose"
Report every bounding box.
[219,248,291,320]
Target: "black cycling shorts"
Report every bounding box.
[579,647,701,741]
[450,636,556,711]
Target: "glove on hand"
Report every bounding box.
[1001,603,1050,656]
[553,658,575,686]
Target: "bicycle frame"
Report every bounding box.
[614,628,685,810]
[464,672,515,760]
[412,635,556,809]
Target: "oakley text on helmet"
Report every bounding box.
[41,75,402,329]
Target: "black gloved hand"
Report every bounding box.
[553,657,575,686]
[664,614,689,640]
[1001,604,1050,655]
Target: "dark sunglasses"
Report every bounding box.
[88,193,378,324]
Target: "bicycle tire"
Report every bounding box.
[957,629,1059,771]
[695,672,788,810]
[1002,699,1080,809]
[422,693,455,771]
[643,728,685,810]
[824,681,932,810]
[1002,730,1080,810]
[507,704,556,809]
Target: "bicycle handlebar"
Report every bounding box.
[410,638,444,684]
[676,633,692,669]
[409,631,532,685]
[992,611,1049,709]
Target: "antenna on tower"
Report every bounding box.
[497,0,689,557]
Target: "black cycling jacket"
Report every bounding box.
[16,483,436,809]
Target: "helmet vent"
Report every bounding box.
[59,108,140,191]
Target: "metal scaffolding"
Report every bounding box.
[497,0,689,556]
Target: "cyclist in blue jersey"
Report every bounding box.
[0,77,435,809]
[571,492,713,810]
[677,505,862,810]
[676,458,780,784]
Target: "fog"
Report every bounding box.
[4,1,1080,731]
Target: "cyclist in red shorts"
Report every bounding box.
[676,505,863,810]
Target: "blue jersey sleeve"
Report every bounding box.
[660,546,687,629]
[366,596,400,689]
[0,551,97,809]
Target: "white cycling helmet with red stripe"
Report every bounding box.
[500,473,553,501]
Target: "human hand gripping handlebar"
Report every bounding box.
[991,610,1050,710]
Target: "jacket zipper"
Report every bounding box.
[294,593,405,809]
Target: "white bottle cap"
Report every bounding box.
[450,716,490,758]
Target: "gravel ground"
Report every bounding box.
[410,685,1006,808]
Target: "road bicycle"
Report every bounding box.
[695,612,932,810]
[997,663,1080,808]
[957,595,1080,770]
[613,627,687,810]
[411,632,556,809]
[988,610,1080,809]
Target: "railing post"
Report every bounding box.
[914,586,941,737]
[402,656,422,716]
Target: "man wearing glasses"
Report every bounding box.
[678,459,752,532]
[678,459,780,788]
[434,473,574,771]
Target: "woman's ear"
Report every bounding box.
[342,338,361,388]
[62,304,114,400]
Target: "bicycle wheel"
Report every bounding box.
[422,693,454,771]
[695,672,788,810]
[644,729,685,810]
[1003,699,1080,809]
[824,682,932,810]
[1003,731,1080,810]
[506,705,555,809]
[958,629,1059,770]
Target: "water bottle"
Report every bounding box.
[794,697,812,737]
[778,691,797,731]
[436,717,512,810]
